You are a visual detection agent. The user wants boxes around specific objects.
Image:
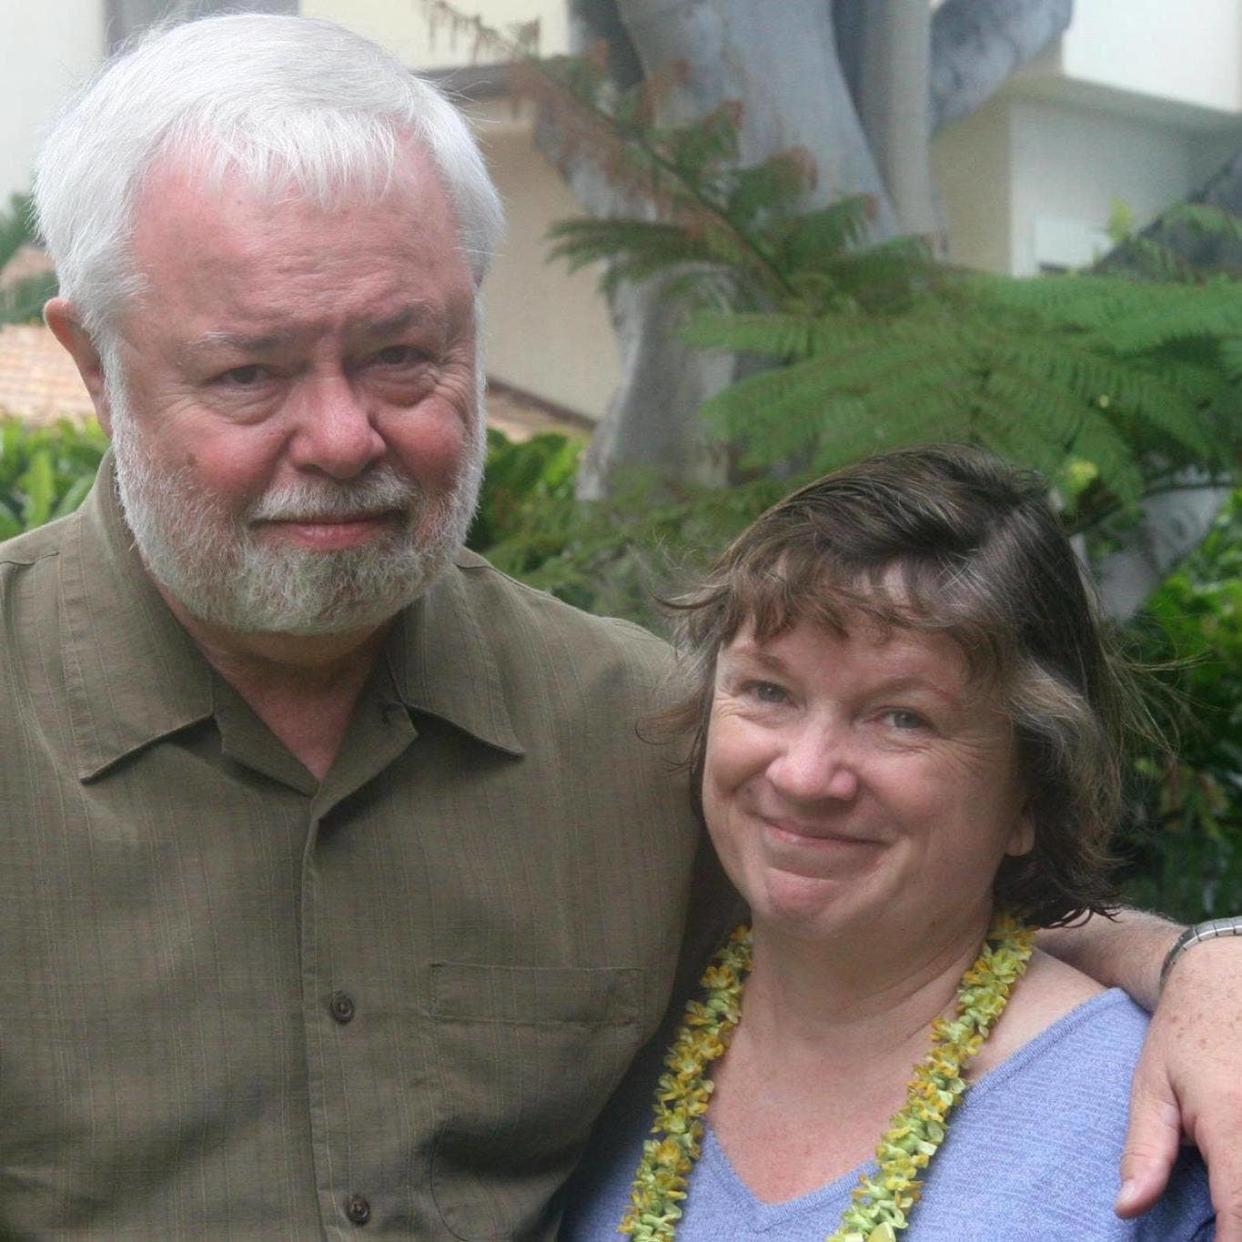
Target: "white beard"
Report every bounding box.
[106,373,484,637]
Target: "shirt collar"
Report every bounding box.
[60,457,524,780]
[383,549,525,757]
[59,454,215,782]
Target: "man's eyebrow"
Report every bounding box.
[179,305,441,361]
[181,330,288,359]
[357,305,437,339]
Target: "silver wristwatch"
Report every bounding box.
[1159,915,1242,991]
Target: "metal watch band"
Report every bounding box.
[1159,915,1242,992]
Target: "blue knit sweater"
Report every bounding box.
[561,990,1214,1240]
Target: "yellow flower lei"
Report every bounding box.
[620,911,1035,1242]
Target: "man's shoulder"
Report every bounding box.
[0,513,81,644]
[0,509,76,570]
[448,549,673,676]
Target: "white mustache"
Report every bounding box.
[247,470,419,524]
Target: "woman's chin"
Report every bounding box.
[748,868,872,940]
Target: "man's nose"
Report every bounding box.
[287,375,386,479]
[766,721,860,804]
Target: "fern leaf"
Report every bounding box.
[1164,202,1242,245]
[683,311,822,359]
[967,394,1071,483]
[1085,284,1242,353]
[1063,406,1145,503]
[768,196,877,271]
[987,337,1211,458]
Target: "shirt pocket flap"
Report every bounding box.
[427,963,646,1239]
[429,961,643,1027]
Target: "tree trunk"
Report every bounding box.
[564,0,1074,499]
[566,0,893,499]
[857,0,938,240]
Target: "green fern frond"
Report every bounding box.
[769,196,877,272]
[809,387,971,471]
[974,366,1089,451]
[1063,406,1145,503]
[970,272,1189,328]
[1219,339,1242,380]
[967,394,1073,483]
[1164,202,1242,244]
[987,337,1210,457]
[725,155,809,229]
[683,311,823,359]
[1085,285,1242,353]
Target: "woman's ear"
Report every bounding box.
[1006,804,1037,858]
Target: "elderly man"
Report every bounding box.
[0,12,1237,1241]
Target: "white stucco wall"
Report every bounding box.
[1007,97,1194,275]
[302,0,570,69]
[935,90,1242,278]
[1062,0,1242,116]
[467,100,620,420]
[931,96,1011,274]
[0,0,105,202]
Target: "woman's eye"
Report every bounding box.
[746,680,788,705]
[882,708,927,730]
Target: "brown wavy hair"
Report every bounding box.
[664,444,1151,927]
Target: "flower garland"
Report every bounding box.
[620,911,1035,1242]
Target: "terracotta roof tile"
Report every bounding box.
[0,323,94,425]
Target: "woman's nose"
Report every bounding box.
[766,722,860,804]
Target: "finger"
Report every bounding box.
[1116,1069,1183,1218]
[1200,1109,1242,1242]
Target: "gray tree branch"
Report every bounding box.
[930,0,1073,132]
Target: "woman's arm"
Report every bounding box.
[1039,911,1242,1239]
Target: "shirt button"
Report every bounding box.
[345,1195,371,1225]
[329,991,356,1024]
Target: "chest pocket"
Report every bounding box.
[428,961,645,1241]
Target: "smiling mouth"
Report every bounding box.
[761,818,883,849]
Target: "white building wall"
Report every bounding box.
[467,100,620,420]
[931,96,1011,274]
[0,1,105,202]
[1061,0,1242,116]
[1007,97,1193,275]
[302,0,571,69]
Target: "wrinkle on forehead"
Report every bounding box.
[121,152,475,348]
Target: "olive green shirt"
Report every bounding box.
[0,463,710,1240]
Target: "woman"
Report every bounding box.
[562,446,1214,1240]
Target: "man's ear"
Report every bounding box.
[44,298,114,435]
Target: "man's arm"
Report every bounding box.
[1040,910,1242,1238]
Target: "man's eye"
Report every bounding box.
[217,365,268,387]
[372,345,425,367]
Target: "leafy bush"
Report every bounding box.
[0,193,57,325]
[1122,494,1242,919]
[0,416,107,538]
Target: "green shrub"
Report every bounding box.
[0,416,107,539]
[1121,493,1242,919]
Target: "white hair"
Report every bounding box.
[33,13,505,342]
